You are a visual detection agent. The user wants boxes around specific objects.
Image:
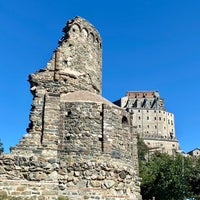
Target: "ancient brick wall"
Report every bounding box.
[0,154,141,200]
[0,16,142,200]
[0,100,141,199]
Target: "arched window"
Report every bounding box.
[122,116,128,126]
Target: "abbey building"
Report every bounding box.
[114,91,180,155]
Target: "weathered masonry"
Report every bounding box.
[0,17,142,200]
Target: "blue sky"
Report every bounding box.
[0,0,200,153]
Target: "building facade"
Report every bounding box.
[114,91,180,155]
[188,148,200,157]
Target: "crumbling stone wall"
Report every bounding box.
[0,154,141,200]
[0,16,142,200]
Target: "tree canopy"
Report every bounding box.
[0,139,4,154]
[137,136,200,200]
[139,151,200,200]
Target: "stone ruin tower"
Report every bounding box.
[0,17,142,200]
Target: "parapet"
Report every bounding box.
[126,91,160,98]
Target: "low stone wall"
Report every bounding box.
[0,153,141,200]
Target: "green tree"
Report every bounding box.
[188,157,200,199]
[137,135,149,161]
[139,152,193,200]
[0,139,4,154]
